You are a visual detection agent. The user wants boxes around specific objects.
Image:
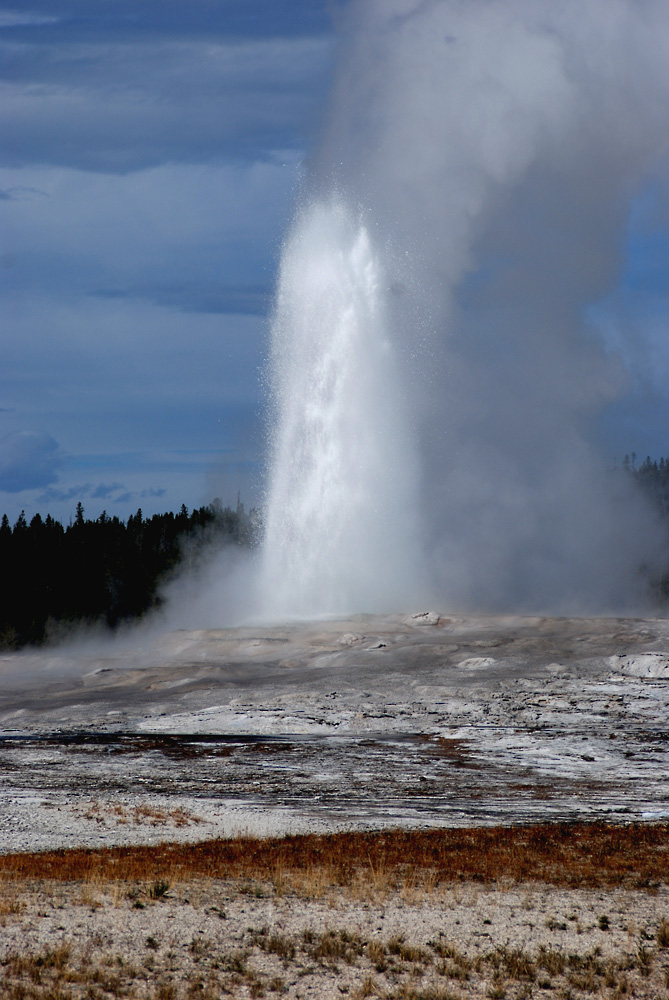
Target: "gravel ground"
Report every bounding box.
[2,613,669,996]
[2,877,669,998]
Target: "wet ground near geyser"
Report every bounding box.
[1,612,669,850]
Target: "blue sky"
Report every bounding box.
[589,178,669,461]
[0,0,333,523]
[2,0,669,529]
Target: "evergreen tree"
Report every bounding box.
[0,498,258,649]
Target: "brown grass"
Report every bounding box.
[76,800,204,828]
[0,821,667,891]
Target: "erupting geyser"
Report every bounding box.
[261,201,423,617]
[260,0,669,619]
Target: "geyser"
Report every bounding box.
[260,0,669,618]
[261,200,423,617]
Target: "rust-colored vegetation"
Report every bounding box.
[0,821,667,890]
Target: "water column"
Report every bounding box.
[260,200,422,618]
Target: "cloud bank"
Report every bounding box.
[0,0,333,524]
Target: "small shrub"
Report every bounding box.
[149,879,170,899]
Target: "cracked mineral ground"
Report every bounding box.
[1,612,668,852]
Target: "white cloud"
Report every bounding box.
[0,160,298,311]
[0,37,332,171]
[0,11,59,28]
[0,1,330,527]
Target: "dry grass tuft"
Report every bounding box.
[657,915,669,948]
[76,799,204,828]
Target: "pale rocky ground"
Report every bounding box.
[1,877,669,998]
[0,612,668,852]
[1,612,669,997]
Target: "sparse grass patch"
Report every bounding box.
[74,799,205,829]
[219,949,249,974]
[636,940,654,976]
[546,916,567,931]
[388,936,432,965]
[2,892,669,1000]
[309,928,364,967]
[0,891,24,925]
[487,980,507,999]
[367,939,388,971]
[383,989,459,1000]
[537,944,566,976]
[492,946,536,981]
[250,927,296,962]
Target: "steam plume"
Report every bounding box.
[260,0,669,616]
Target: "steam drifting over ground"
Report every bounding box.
[259,0,669,619]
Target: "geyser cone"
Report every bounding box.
[261,200,423,618]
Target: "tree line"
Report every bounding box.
[624,454,669,520]
[3,456,669,650]
[0,499,258,650]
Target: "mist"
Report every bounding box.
[256,0,669,618]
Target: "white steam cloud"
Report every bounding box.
[257,0,669,618]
